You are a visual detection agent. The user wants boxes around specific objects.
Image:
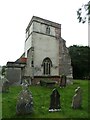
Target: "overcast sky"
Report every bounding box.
[0,0,88,66]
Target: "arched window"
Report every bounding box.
[42,58,52,75]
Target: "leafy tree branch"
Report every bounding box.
[77,1,90,23]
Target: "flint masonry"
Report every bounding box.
[6,16,73,85]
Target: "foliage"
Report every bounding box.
[68,45,90,79]
[0,66,2,75]
[1,66,6,76]
[77,1,90,23]
[2,80,88,118]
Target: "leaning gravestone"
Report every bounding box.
[49,88,61,112]
[60,75,67,88]
[16,80,33,115]
[71,86,82,109]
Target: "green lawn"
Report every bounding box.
[0,93,2,119]
[2,80,89,119]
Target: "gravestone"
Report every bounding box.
[60,75,67,88]
[40,80,55,87]
[71,86,82,109]
[21,76,31,85]
[2,77,9,93]
[67,79,73,85]
[16,80,33,115]
[49,88,61,112]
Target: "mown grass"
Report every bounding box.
[2,80,89,119]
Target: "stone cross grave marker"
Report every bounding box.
[49,88,61,112]
[71,86,82,109]
[60,75,67,88]
[16,80,33,115]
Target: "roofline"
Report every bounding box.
[26,16,61,33]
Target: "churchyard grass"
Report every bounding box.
[0,93,2,119]
[2,80,89,118]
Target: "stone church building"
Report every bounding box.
[6,16,73,85]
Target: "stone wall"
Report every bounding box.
[24,48,33,77]
[59,38,73,79]
[6,67,21,85]
[33,32,59,76]
[6,62,26,85]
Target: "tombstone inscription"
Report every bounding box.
[49,88,61,112]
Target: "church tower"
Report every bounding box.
[24,16,73,84]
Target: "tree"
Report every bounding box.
[68,45,90,79]
[77,1,90,23]
[1,66,6,76]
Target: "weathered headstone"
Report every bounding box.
[16,80,33,115]
[60,75,67,88]
[71,86,82,109]
[49,88,61,112]
[2,77,9,93]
